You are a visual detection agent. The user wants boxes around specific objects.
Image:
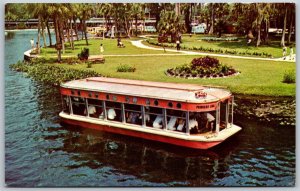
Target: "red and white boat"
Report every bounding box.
[59,77,242,149]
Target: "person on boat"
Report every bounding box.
[84,105,97,117]
[127,112,140,124]
[167,116,177,131]
[153,115,163,128]
[177,119,185,131]
[107,108,116,120]
[189,118,198,134]
[206,112,215,132]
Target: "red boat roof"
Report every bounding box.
[61,77,231,103]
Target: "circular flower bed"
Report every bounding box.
[166,56,239,79]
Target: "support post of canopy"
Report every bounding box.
[163,108,167,130]
[85,98,89,117]
[225,99,229,128]
[103,100,107,120]
[216,102,220,133]
[186,111,190,135]
[121,103,126,123]
[141,106,146,127]
[231,96,234,126]
[69,96,73,114]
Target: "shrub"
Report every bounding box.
[283,70,296,83]
[86,62,92,68]
[191,56,220,69]
[78,47,89,60]
[117,64,136,72]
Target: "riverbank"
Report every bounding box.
[10,59,295,126]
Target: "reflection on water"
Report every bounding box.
[5,30,295,187]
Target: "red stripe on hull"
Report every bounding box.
[61,118,222,149]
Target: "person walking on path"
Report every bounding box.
[282,46,287,60]
[30,39,34,49]
[289,46,294,60]
[176,39,181,51]
[100,44,104,55]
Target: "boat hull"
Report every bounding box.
[60,116,231,150]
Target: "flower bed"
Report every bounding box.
[201,37,239,41]
[166,56,239,79]
[146,39,273,58]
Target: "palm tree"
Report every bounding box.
[77,3,94,45]
[157,10,186,42]
[131,3,144,36]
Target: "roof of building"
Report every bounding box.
[61,77,232,103]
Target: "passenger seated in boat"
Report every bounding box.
[84,105,97,117]
[139,113,150,124]
[177,119,185,131]
[153,115,163,128]
[107,108,116,120]
[189,119,199,134]
[127,112,140,124]
[206,113,215,132]
[167,116,177,130]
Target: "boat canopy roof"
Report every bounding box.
[61,77,232,103]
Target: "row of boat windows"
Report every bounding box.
[62,96,227,134]
[70,90,182,109]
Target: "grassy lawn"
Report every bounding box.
[40,38,178,57]
[145,34,296,58]
[48,55,295,97]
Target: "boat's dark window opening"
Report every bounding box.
[168,102,173,108]
[176,103,182,109]
[106,101,122,122]
[62,95,70,114]
[220,99,229,130]
[124,104,142,125]
[166,109,186,133]
[154,100,159,106]
[87,98,103,119]
[70,96,87,116]
[145,106,163,128]
[106,94,110,100]
[187,111,217,134]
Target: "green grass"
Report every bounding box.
[145,34,296,58]
[46,55,295,96]
[40,38,177,57]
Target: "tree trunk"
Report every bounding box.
[287,10,294,45]
[208,5,214,35]
[70,19,74,50]
[66,22,71,46]
[41,21,47,48]
[83,20,89,45]
[37,15,41,54]
[58,19,65,54]
[280,5,287,47]
[264,20,269,44]
[54,16,61,62]
[80,19,84,40]
[256,23,261,47]
[46,20,52,46]
[184,6,191,33]
[135,17,138,36]
[73,17,79,41]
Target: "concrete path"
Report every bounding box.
[131,39,296,62]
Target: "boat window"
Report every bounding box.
[188,111,216,134]
[62,95,70,114]
[166,109,186,132]
[87,98,103,119]
[145,106,163,128]
[106,101,122,122]
[70,96,87,116]
[124,104,142,125]
[176,103,182,109]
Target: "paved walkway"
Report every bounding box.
[131,39,296,62]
